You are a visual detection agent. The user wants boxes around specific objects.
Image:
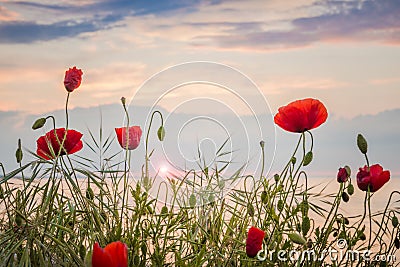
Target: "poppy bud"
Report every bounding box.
[261,191,268,204]
[359,233,366,241]
[333,231,338,237]
[259,140,265,148]
[120,97,126,106]
[86,187,94,200]
[277,199,284,211]
[189,194,196,208]
[134,255,140,265]
[247,203,255,216]
[357,134,368,154]
[342,192,350,203]
[79,244,86,260]
[291,157,297,165]
[157,126,165,141]
[32,117,46,130]
[395,237,400,249]
[392,216,399,228]
[288,232,306,245]
[15,139,23,164]
[303,151,313,166]
[302,216,311,236]
[344,217,349,225]
[15,213,23,226]
[274,174,280,182]
[347,184,354,195]
[307,239,313,249]
[161,206,168,216]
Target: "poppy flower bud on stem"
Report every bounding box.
[15,139,23,164]
[120,96,126,106]
[32,117,46,130]
[357,134,368,154]
[157,126,165,141]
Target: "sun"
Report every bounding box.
[160,166,168,174]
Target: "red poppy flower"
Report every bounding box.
[337,167,349,183]
[64,66,83,92]
[246,226,265,258]
[92,241,128,267]
[356,164,390,192]
[36,128,83,160]
[274,98,328,133]
[115,126,142,150]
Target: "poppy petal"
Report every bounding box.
[92,242,114,267]
[104,241,128,267]
[274,98,328,133]
[246,226,265,258]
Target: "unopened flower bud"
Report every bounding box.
[32,117,46,130]
[15,139,23,164]
[357,134,368,154]
[259,140,265,148]
[274,174,280,183]
[303,151,313,166]
[302,216,311,236]
[392,216,399,228]
[342,192,350,203]
[288,232,306,245]
[347,184,354,195]
[86,187,94,200]
[247,203,255,216]
[395,237,400,249]
[120,97,126,106]
[261,190,268,204]
[291,157,297,165]
[157,126,165,141]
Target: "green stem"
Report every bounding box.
[367,189,372,250]
[144,110,164,181]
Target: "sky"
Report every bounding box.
[0,0,399,179]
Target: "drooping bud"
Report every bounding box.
[392,216,399,228]
[274,174,280,183]
[303,151,313,166]
[157,126,165,141]
[341,192,350,203]
[395,237,400,249]
[247,203,255,216]
[347,184,354,195]
[120,96,126,106]
[259,140,265,148]
[288,232,306,245]
[15,139,23,164]
[260,191,268,204]
[277,199,284,211]
[32,117,46,130]
[291,157,297,165]
[161,206,168,216]
[357,134,368,154]
[302,216,311,236]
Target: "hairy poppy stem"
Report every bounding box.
[367,189,372,250]
[144,110,164,183]
[120,100,131,232]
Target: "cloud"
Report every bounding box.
[0,6,18,21]
[204,0,400,50]
[0,0,203,43]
